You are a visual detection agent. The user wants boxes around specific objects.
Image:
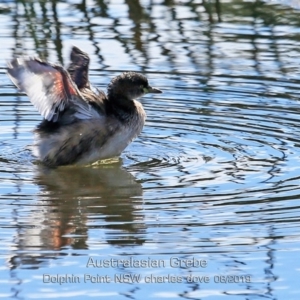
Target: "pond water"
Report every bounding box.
[1,0,300,299]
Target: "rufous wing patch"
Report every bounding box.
[7,57,81,122]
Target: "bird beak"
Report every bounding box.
[147,86,162,94]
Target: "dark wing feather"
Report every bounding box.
[7,57,95,122]
[67,46,90,90]
[67,46,108,113]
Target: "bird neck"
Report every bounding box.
[105,95,136,122]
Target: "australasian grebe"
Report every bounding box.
[7,46,162,167]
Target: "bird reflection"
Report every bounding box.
[9,162,145,270]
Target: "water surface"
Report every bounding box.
[1,0,300,299]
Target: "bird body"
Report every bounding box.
[33,104,146,166]
[7,46,161,167]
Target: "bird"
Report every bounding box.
[7,46,162,167]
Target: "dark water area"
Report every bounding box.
[1,0,300,299]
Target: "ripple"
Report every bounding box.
[1,1,300,298]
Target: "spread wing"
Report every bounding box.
[67,46,108,114]
[7,57,95,122]
[67,46,90,90]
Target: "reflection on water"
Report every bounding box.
[1,0,300,299]
[11,163,144,256]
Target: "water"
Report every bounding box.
[0,0,300,299]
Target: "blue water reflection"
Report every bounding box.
[1,0,300,299]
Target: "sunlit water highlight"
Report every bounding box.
[0,0,300,299]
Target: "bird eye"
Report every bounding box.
[141,86,148,94]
